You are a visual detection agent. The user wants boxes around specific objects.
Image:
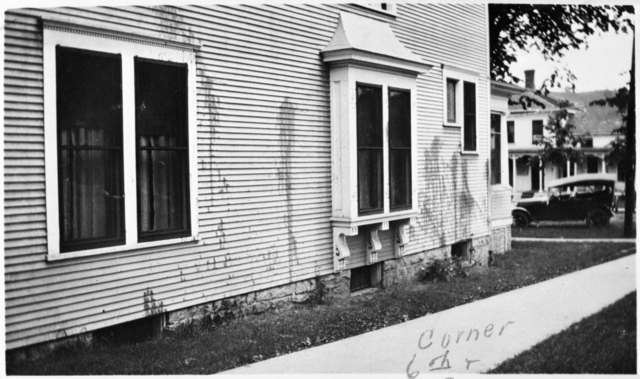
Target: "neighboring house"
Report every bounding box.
[489,83,513,254]
[559,91,627,193]
[4,3,505,354]
[494,70,624,197]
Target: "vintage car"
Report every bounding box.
[512,173,617,227]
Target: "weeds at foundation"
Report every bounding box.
[418,256,472,282]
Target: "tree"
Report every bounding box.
[533,106,586,171]
[587,42,635,238]
[589,86,628,166]
[489,4,634,83]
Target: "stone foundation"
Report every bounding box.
[7,236,496,363]
[383,236,491,286]
[167,273,351,328]
[490,225,512,255]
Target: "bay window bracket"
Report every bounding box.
[366,221,388,265]
[393,217,416,258]
[333,226,359,272]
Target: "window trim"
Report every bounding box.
[442,67,477,129]
[329,65,419,225]
[44,23,200,260]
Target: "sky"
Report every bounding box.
[508,28,635,93]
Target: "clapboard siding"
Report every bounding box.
[4,4,489,350]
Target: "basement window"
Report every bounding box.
[350,263,382,293]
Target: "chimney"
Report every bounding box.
[525,70,535,90]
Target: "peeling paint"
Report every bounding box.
[143,289,164,317]
[277,97,299,281]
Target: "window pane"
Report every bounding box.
[390,150,411,208]
[532,120,544,143]
[507,121,515,143]
[135,58,191,242]
[446,79,457,123]
[358,149,383,214]
[491,114,501,184]
[463,82,476,151]
[389,89,411,148]
[56,46,125,252]
[357,83,383,215]
[389,88,411,210]
[357,84,383,148]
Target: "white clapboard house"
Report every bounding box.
[4,3,510,354]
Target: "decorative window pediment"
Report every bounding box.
[321,12,432,75]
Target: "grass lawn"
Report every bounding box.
[513,211,636,239]
[7,241,635,375]
[490,291,637,374]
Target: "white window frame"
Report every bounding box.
[442,66,479,154]
[330,65,419,226]
[43,22,200,260]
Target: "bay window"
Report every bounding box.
[44,20,200,259]
[321,12,430,271]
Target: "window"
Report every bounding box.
[356,84,412,215]
[618,162,626,182]
[44,21,199,258]
[532,120,544,144]
[586,156,599,174]
[446,79,458,123]
[321,11,429,271]
[463,82,477,151]
[357,84,384,215]
[507,121,515,143]
[442,67,478,152]
[389,88,412,211]
[491,114,501,184]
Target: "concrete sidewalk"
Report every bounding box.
[222,254,636,375]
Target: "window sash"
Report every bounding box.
[507,121,515,143]
[532,120,544,143]
[491,114,501,185]
[356,83,384,215]
[463,81,476,151]
[135,58,192,242]
[389,88,412,210]
[446,79,457,123]
[56,46,126,253]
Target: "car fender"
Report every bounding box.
[512,207,533,221]
[591,205,614,218]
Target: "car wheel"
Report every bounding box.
[512,211,529,227]
[586,209,610,228]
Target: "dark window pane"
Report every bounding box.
[56,46,125,252]
[357,83,383,215]
[389,89,411,148]
[583,137,593,148]
[358,149,383,214]
[390,150,411,209]
[491,114,501,184]
[587,156,599,173]
[463,82,476,151]
[446,79,457,123]
[357,84,383,148]
[507,121,515,143]
[532,120,544,143]
[135,58,191,242]
[389,88,411,210]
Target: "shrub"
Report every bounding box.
[419,256,470,282]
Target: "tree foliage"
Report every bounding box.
[534,108,587,169]
[589,86,629,166]
[489,4,634,83]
